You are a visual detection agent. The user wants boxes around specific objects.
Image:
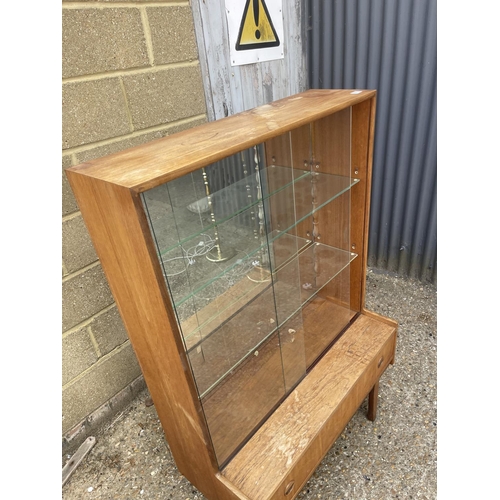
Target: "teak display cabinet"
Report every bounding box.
[66,89,397,500]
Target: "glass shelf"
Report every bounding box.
[182,235,357,347]
[142,166,358,257]
[272,240,357,326]
[142,164,310,256]
[183,237,357,399]
[180,231,311,349]
[294,172,359,226]
[150,174,359,311]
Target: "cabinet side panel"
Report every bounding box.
[65,170,221,498]
[350,97,376,310]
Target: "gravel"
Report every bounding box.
[62,269,437,499]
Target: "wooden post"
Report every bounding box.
[191,0,307,120]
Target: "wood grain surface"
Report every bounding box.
[66,90,376,192]
[222,313,397,500]
[65,172,224,498]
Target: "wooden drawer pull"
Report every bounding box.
[377,355,384,368]
[284,481,295,495]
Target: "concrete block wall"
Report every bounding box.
[62,0,208,444]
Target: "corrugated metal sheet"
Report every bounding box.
[307,0,437,283]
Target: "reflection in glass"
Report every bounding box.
[141,114,356,466]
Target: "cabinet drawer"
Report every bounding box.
[271,327,396,500]
[269,440,323,500]
[369,328,396,385]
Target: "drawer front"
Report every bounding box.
[370,328,396,385]
[270,440,323,500]
[270,328,396,500]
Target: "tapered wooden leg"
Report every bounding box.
[367,381,379,421]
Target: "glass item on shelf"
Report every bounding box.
[202,166,236,263]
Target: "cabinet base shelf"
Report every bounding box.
[218,312,397,500]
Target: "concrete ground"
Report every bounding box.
[62,269,437,499]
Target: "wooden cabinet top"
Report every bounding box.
[66,89,376,193]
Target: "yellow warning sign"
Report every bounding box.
[236,0,280,51]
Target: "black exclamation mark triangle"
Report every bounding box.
[253,0,260,39]
[236,0,280,51]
